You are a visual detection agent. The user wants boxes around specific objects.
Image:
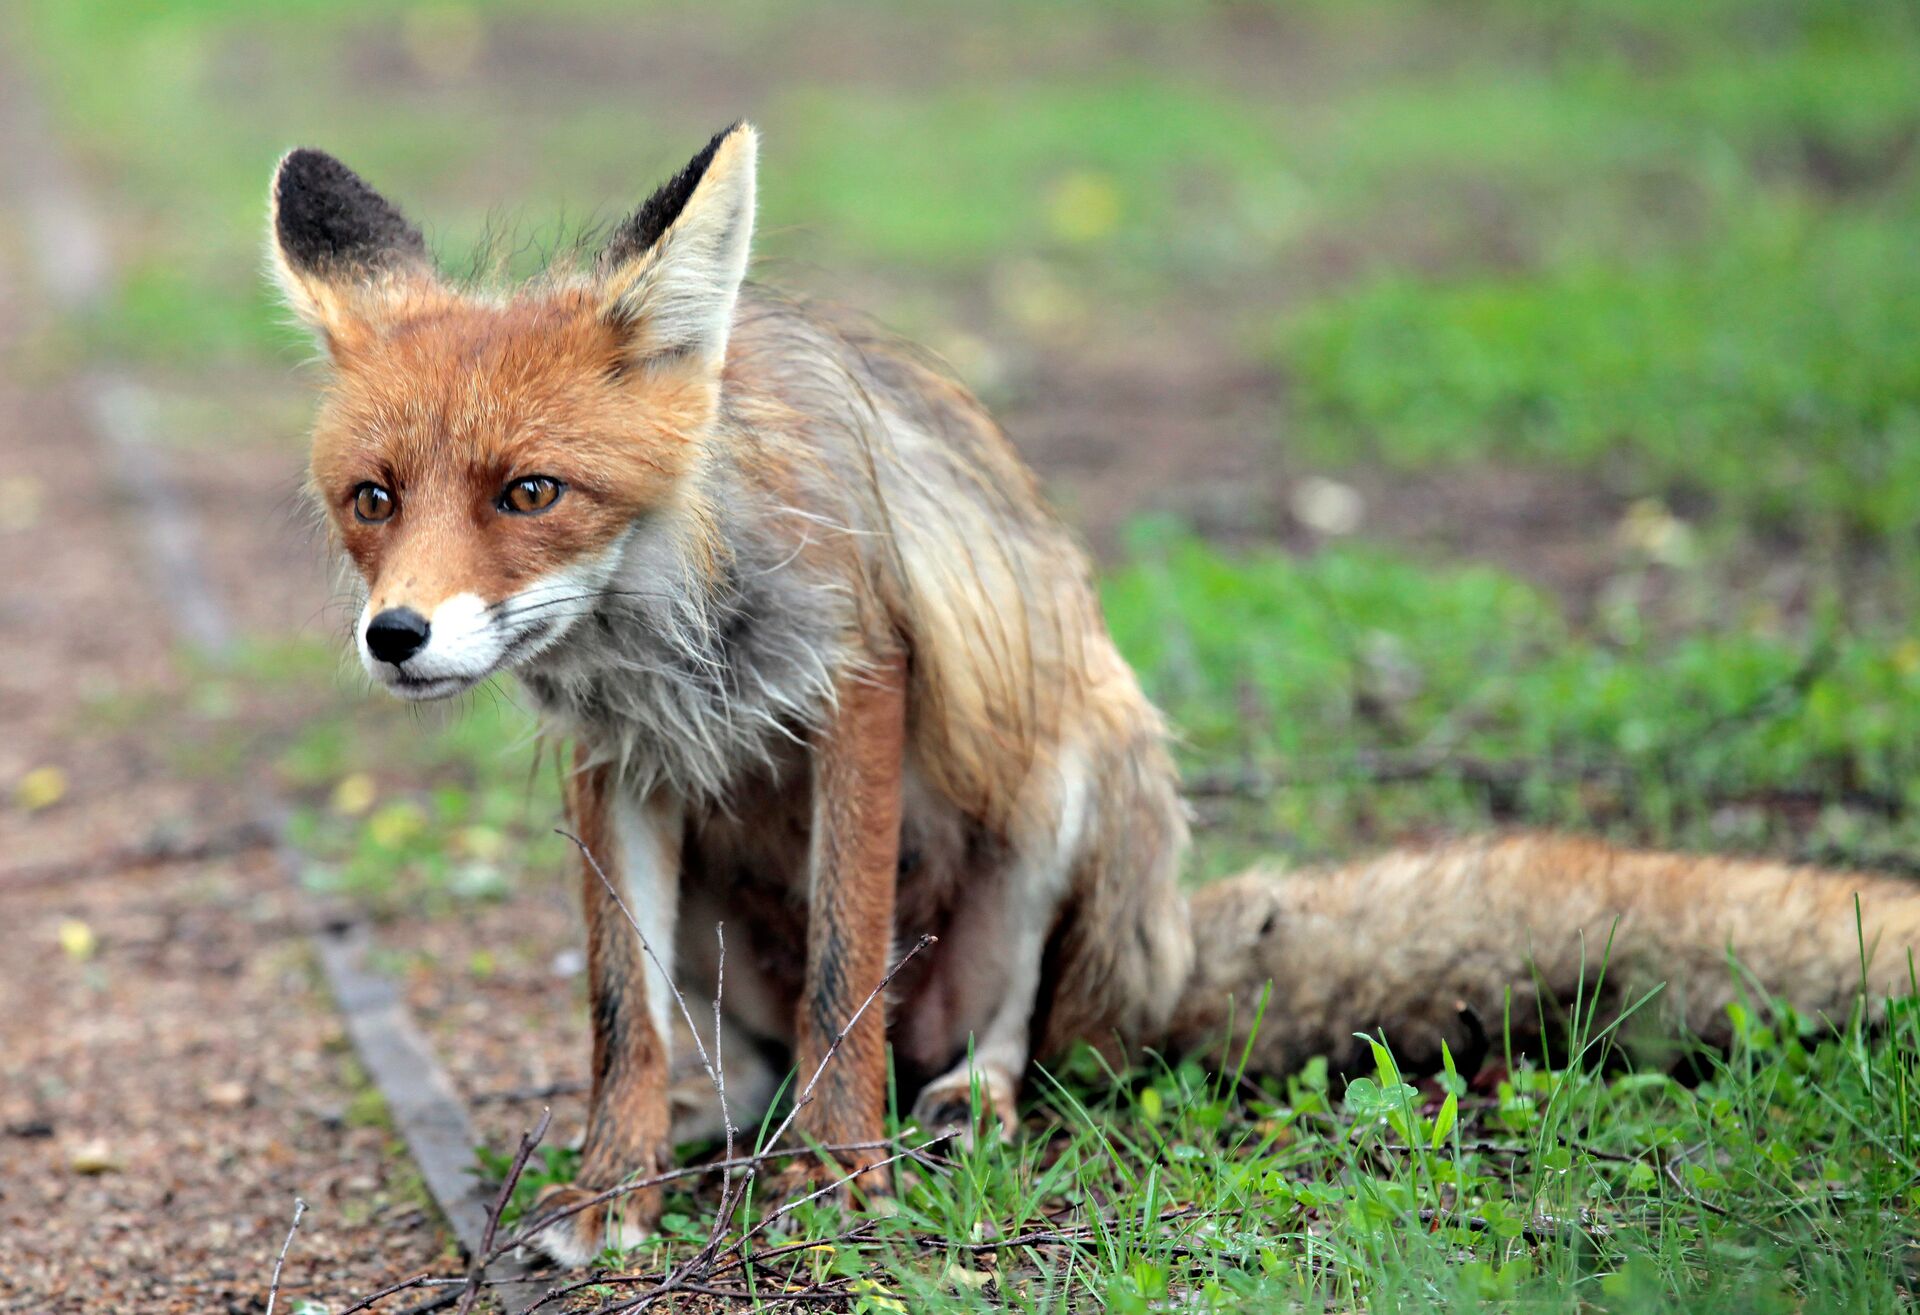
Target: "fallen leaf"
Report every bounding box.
[57,918,97,961]
[1046,169,1123,243]
[943,1264,994,1292]
[330,772,377,816]
[15,765,68,812]
[69,1139,121,1174]
[205,1081,250,1110]
[1291,476,1365,537]
[455,824,505,860]
[367,800,428,848]
[0,475,44,530]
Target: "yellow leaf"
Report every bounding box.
[456,824,505,861]
[851,1279,906,1312]
[58,918,97,961]
[331,772,377,816]
[16,765,68,812]
[1046,170,1123,243]
[205,1080,250,1109]
[367,801,428,848]
[943,1264,993,1292]
[1893,638,1920,678]
[69,1138,121,1174]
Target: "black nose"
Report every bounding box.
[365,607,430,665]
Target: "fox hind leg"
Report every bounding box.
[909,904,1045,1143]
[911,757,1096,1143]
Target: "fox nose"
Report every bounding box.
[365,607,430,665]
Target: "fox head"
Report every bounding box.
[271,124,756,700]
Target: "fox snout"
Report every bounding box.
[353,555,627,700]
[363,607,429,665]
[355,590,539,701]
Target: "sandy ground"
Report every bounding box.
[0,216,454,1310]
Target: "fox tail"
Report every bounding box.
[1167,832,1920,1077]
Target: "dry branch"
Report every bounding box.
[264,1197,307,1315]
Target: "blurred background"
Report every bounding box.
[3,0,1919,1297]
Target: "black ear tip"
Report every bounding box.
[274,147,347,203]
[272,147,425,271]
[603,121,753,267]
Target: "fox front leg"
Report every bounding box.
[791,652,907,1194]
[525,758,683,1266]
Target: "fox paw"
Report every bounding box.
[765,1150,892,1206]
[517,1183,656,1268]
[911,1066,1019,1146]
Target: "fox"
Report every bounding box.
[270,123,1920,1266]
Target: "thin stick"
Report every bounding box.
[558,829,723,1094]
[696,924,742,1258]
[335,1271,435,1315]
[455,1106,551,1315]
[495,1138,899,1263]
[731,1132,954,1257]
[753,933,936,1164]
[471,1079,586,1106]
[264,1197,307,1315]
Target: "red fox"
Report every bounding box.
[271,124,1920,1265]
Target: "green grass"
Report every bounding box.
[19,0,1920,1309]
[465,972,1920,1312]
[1105,530,1920,872]
[276,677,567,916]
[36,0,1917,367]
[1279,209,1920,591]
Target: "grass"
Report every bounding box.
[463,972,1920,1312]
[1106,529,1920,872]
[16,0,1920,1308]
[1279,209,1920,598]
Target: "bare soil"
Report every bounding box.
[0,236,451,1311]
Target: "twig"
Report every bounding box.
[754,933,936,1167]
[947,1205,1204,1255]
[522,1139,950,1315]
[495,1138,900,1263]
[335,1271,435,1315]
[1418,1205,1610,1244]
[1184,748,1615,799]
[689,924,743,1275]
[1373,1139,1642,1165]
[264,1197,307,1315]
[558,829,725,1096]
[730,1132,955,1257]
[0,820,271,891]
[472,1079,587,1106]
[456,1106,551,1315]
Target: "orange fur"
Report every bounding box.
[795,652,907,1189]
[309,294,717,617]
[531,755,675,1260]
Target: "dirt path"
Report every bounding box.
[0,156,461,1315]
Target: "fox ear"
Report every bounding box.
[598,122,757,371]
[269,148,433,356]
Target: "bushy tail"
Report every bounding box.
[1166,832,1920,1077]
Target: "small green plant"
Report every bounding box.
[470,956,1920,1310]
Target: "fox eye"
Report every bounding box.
[352,482,395,524]
[499,475,564,515]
